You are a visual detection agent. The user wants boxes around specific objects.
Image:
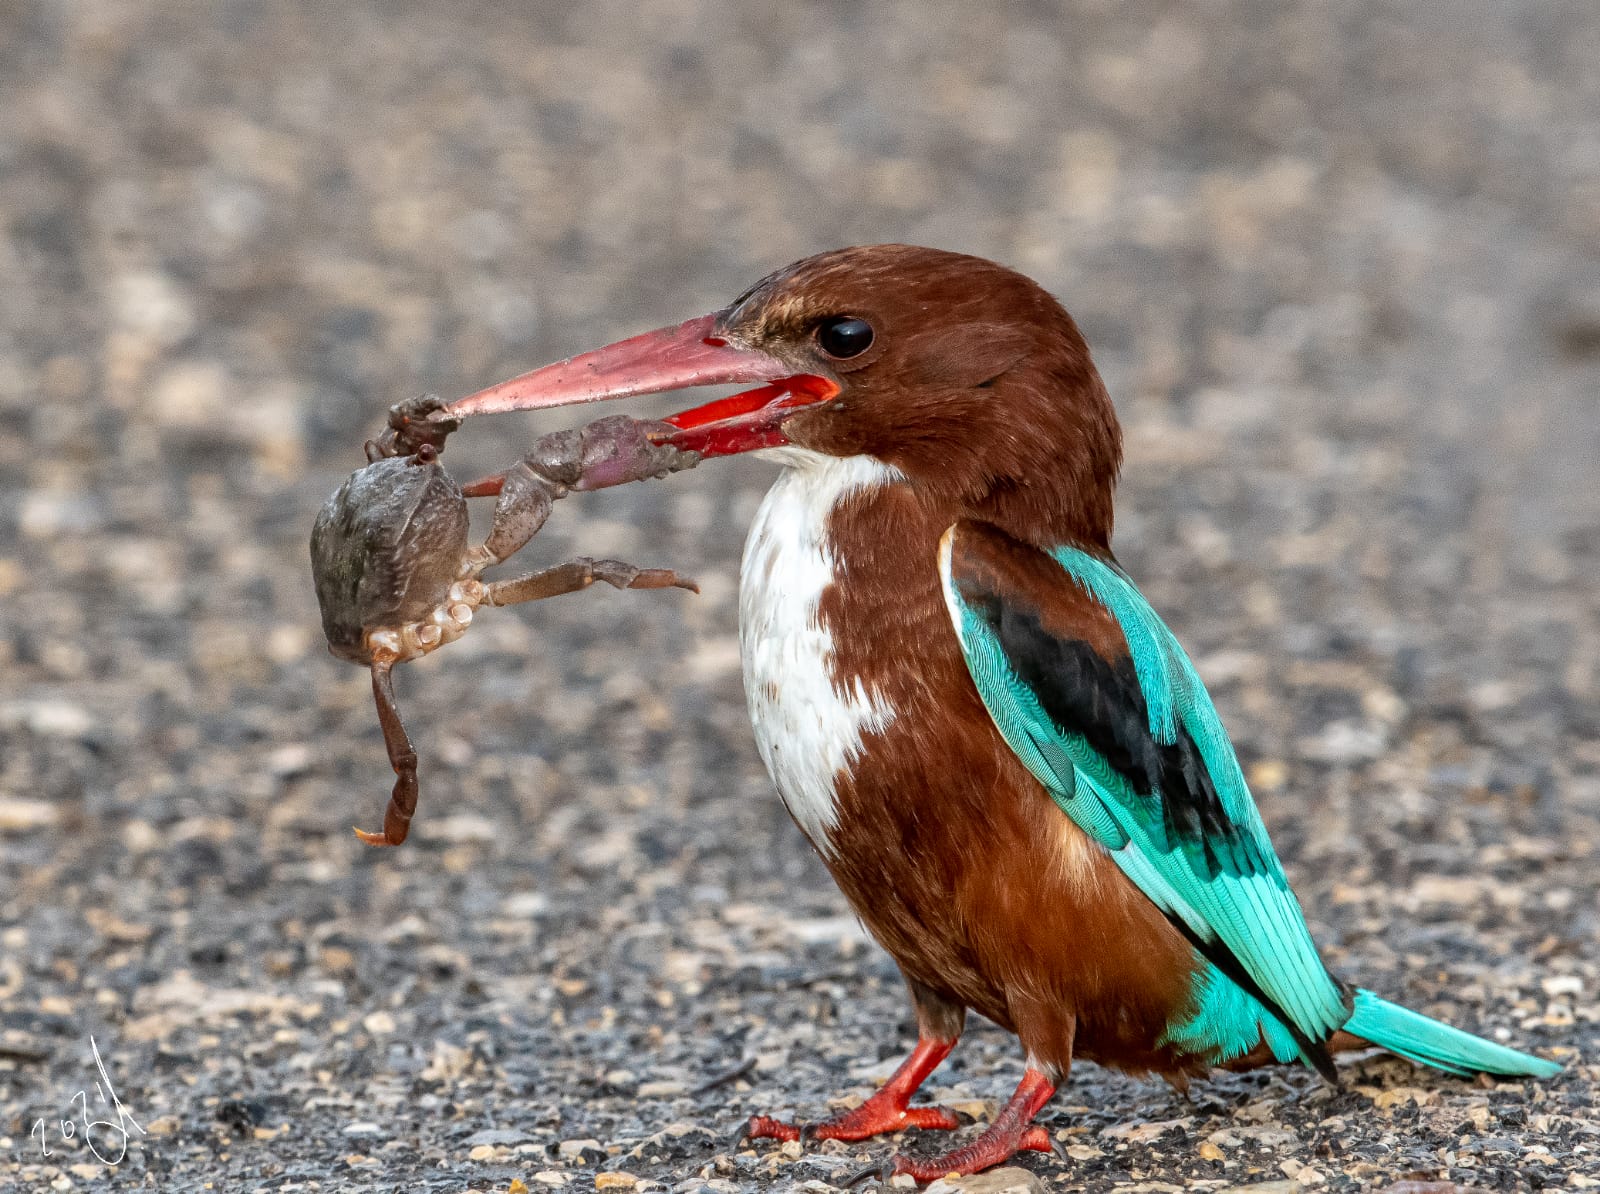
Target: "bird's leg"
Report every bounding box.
[745,978,965,1144]
[352,661,420,847]
[884,1065,1058,1182]
[482,558,697,606]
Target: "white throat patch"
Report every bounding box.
[739,450,903,856]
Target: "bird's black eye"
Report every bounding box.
[816,316,874,359]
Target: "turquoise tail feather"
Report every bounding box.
[1345,989,1561,1079]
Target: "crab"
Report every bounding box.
[310,394,702,846]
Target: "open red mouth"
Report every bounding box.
[442,313,837,459]
[652,372,838,457]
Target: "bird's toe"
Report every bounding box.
[740,1114,801,1144]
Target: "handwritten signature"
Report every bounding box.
[29,1035,145,1165]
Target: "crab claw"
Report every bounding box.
[365,393,463,462]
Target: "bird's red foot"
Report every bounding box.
[745,1099,961,1144]
[885,1066,1058,1181]
[742,1036,960,1145]
[887,1124,1054,1181]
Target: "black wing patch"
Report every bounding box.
[956,582,1259,880]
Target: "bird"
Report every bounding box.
[440,245,1561,1181]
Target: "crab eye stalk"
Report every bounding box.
[816,316,874,359]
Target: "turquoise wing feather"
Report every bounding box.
[938,524,1351,1067]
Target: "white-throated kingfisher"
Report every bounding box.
[440,245,1560,1181]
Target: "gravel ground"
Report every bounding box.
[2,2,1599,1191]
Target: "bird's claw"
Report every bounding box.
[843,1160,892,1189]
[1037,1126,1069,1162]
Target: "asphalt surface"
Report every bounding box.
[2,2,1598,1191]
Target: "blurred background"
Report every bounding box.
[2,1,1597,1189]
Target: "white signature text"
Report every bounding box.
[30,1035,146,1165]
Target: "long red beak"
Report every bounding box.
[443,313,837,457]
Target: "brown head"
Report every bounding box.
[449,245,1122,548]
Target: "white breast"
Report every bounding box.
[739,449,903,857]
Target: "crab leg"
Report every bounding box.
[353,661,421,847]
[466,415,703,575]
[484,558,697,606]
